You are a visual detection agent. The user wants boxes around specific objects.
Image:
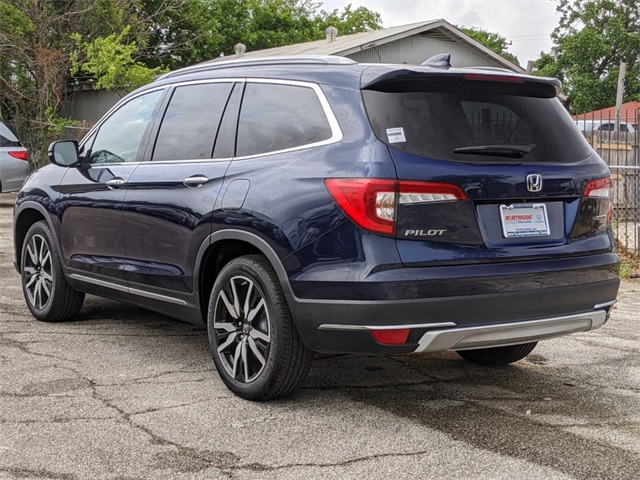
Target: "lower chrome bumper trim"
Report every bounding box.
[415,310,608,353]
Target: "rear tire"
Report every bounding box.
[456,342,537,366]
[207,255,312,400]
[20,221,84,321]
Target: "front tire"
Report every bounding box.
[207,255,312,400]
[456,342,537,366]
[21,221,84,321]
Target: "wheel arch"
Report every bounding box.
[195,229,294,320]
[13,201,59,273]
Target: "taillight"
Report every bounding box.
[8,150,29,162]
[398,181,467,204]
[325,178,396,235]
[584,177,613,224]
[584,177,613,199]
[325,178,467,235]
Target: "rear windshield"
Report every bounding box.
[362,78,593,163]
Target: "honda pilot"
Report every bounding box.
[13,55,619,400]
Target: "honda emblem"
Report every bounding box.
[526,174,543,193]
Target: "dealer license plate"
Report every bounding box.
[499,203,550,238]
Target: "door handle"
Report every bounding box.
[105,178,126,189]
[183,175,209,187]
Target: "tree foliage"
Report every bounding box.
[0,0,381,167]
[535,0,640,113]
[141,1,382,69]
[460,27,520,66]
[71,26,166,94]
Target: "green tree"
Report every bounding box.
[71,26,166,95]
[317,4,382,36]
[0,0,177,166]
[140,0,382,68]
[537,0,640,113]
[0,0,383,168]
[460,27,520,66]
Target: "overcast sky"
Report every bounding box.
[321,0,559,65]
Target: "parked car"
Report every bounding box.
[0,122,29,192]
[13,55,619,400]
[575,119,636,133]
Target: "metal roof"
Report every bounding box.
[203,19,525,73]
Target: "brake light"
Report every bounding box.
[8,150,28,162]
[584,177,614,224]
[325,178,467,235]
[465,74,525,83]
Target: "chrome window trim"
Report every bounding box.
[79,85,169,149]
[84,78,342,165]
[233,78,343,161]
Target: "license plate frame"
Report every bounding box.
[499,203,550,238]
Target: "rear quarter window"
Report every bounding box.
[236,82,332,157]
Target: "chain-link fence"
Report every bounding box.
[575,110,640,258]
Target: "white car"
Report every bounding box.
[0,122,29,192]
[575,119,636,133]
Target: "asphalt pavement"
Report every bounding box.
[1,192,639,479]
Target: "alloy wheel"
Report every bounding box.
[23,234,53,310]
[213,275,271,383]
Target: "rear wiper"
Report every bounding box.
[453,145,533,158]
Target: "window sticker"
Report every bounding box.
[386,127,406,144]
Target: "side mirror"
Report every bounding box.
[48,140,80,167]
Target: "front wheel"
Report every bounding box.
[21,221,84,321]
[456,342,538,366]
[207,255,312,400]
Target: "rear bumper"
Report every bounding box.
[287,278,619,354]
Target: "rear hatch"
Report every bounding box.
[360,67,613,266]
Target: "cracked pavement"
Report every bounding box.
[1,193,639,479]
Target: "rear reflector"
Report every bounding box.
[8,150,29,161]
[371,329,410,345]
[325,178,466,235]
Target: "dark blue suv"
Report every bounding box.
[13,55,619,400]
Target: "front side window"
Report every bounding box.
[88,89,163,164]
[236,83,332,157]
[152,82,234,161]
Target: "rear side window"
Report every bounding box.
[153,82,233,161]
[0,123,21,147]
[362,79,593,163]
[0,134,20,148]
[236,83,332,157]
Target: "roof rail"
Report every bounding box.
[156,55,358,81]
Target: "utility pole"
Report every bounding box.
[615,62,627,132]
